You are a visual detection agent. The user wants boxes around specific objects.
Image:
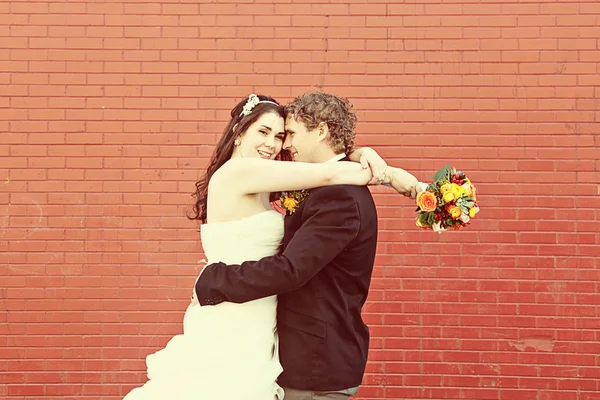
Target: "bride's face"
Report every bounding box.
[233,112,285,160]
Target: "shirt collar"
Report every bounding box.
[326,153,346,163]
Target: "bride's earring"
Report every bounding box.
[234,138,241,146]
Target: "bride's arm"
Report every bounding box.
[213,157,372,194]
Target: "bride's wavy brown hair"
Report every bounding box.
[188,95,291,223]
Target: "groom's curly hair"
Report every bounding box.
[285,92,357,154]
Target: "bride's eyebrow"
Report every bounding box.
[260,125,284,135]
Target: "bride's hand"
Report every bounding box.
[356,147,388,185]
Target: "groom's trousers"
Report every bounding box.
[281,386,359,400]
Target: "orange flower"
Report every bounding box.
[416,191,438,212]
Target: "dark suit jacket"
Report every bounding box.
[196,170,378,391]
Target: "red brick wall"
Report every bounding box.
[1,1,599,399]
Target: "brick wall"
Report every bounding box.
[1,1,599,399]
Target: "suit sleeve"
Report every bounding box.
[195,186,360,305]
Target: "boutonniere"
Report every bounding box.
[280,190,309,214]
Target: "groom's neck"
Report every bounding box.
[312,146,340,163]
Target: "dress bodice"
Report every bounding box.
[200,210,284,264]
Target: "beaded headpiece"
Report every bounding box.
[240,94,280,117]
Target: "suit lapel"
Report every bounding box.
[282,154,348,249]
[283,202,304,249]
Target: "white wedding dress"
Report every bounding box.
[124,210,285,400]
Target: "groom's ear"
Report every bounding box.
[316,122,329,143]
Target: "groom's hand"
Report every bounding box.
[191,274,200,305]
[191,259,209,306]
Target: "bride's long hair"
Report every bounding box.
[188,95,291,223]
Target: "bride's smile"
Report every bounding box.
[231,112,285,161]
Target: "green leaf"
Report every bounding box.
[418,211,435,226]
[433,164,451,182]
[428,183,441,195]
[456,198,474,209]
[427,212,436,225]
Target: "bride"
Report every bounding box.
[123,94,417,400]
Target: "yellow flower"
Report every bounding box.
[448,206,462,219]
[451,183,464,199]
[282,197,298,211]
[462,183,473,197]
[469,206,478,218]
[440,183,452,195]
[416,191,438,212]
[443,191,454,203]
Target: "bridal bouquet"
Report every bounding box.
[415,165,479,234]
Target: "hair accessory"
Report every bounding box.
[240,94,279,117]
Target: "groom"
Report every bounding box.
[195,92,417,399]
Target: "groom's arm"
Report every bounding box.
[195,186,360,305]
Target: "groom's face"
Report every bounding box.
[284,115,320,163]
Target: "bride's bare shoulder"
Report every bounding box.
[208,160,236,189]
[207,161,261,221]
[209,159,251,182]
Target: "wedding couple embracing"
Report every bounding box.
[124,92,422,400]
